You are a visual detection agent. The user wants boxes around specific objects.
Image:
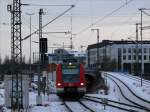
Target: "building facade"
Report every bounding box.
[48,49,86,64]
[87,40,150,76]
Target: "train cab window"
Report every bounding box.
[62,65,80,83]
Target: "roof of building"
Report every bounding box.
[87,40,150,50]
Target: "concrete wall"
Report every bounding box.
[4,75,29,109]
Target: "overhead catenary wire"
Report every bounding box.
[141,10,150,17]
[22,3,73,7]
[22,5,75,41]
[22,15,70,39]
[76,0,134,36]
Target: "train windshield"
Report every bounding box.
[62,64,80,83]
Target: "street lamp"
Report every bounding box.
[26,13,35,77]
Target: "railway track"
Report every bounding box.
[84,95,148,112]
[63,100,95,112]
[104,73,150,111]
[63,101,74,112]
[112,72,150,86]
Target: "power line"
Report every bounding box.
[22,5,75,41]
[142,10,150,16]
[76,0,134,36]
[22,3,72,7]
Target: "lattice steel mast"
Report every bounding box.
[8,0,23,110]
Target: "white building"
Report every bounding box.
[48,49,86,64]
[87,40,150,76]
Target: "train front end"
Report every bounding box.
[56,62,86,98]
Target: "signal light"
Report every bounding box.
[40,38,47,53]
[80,83,84,86]
[57,83,61,86]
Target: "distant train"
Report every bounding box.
[56,59,86,98]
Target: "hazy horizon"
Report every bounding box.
[0,0,150,61]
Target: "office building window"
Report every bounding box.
[123,48,126,53]
[134,55,136,60]
[144,55,147,60]
[123,55,126,60]
[144,48,147,53]
[138,49,142,53]
[134,48,136,53]
[138,55,141,60]
[128,48,131,53]
[128,55,131,60]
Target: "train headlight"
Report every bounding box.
[57,83,61,86]
[80,83,84,86]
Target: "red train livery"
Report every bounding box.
[56,62,86,97]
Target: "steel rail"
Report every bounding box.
[63,100,95,112]
[83,97,139,112]
[63,101,74,112]
[78,100,95,112]
[84,95,147,111]
[112,72,150,85]
[106,74,150,111]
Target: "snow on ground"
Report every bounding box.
[81,100,115,112]
[32,102,67,112]
[1,72,149,111]
[106,72,150,101]
[86,75,127,112]
[0,88,118,112]
[87,73,121,102]
[0,89,4,105]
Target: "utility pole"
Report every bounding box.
[139,8,150,86]
[70,12,73,50]
[80,45,85,52]
[135,23,140,76]
[70,37,73,50]
[26,13,34,78]
[91,29,100,77]
[7,0,23,111]
[139,8,143,86]
[36,8,44,106]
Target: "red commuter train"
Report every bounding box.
[56,61,86,98]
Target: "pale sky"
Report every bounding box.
[0,0,150,61]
